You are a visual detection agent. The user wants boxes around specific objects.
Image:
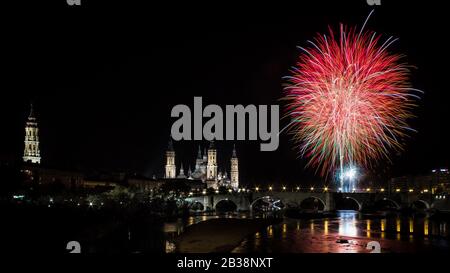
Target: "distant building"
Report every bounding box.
[230,144,239,190]
[431,168,450,193]
[22,164,84,189]
[18,105,239,195]
[163,137,239,190]
[389,168,450,194]
[190,146,208,180]
[23,103,41,164]
[206,141,218,180]
[70,171,126,191]
[127,173,163,192]
[165,138,176,179]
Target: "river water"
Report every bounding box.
[164,211,450,253]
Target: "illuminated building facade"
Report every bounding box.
[389,168,450,194]
[164,139,239,189]
[206,141,218,180]
[230,144,239,190]
[165,138,176,178]
[23,104,41,164]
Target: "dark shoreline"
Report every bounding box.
[175,217,281,253]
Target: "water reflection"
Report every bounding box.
[282,223,287,239]
[338,211,357,237]
[233,211,450,253]
[396,218,401,240]
[267,226,273,238]
[163,211,450,253]
[381,219,386,239]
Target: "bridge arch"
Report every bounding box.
[411,200,430,210]
[215,198,237,212]
[299,196,326,211]
[250,196,284,211]
[375,197,400,210]
[337,196,363,211]
[189,201,204,211]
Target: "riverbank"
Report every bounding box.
[175,217,281,253]
[0,202,166,253]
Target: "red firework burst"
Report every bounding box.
[284,24,420,177]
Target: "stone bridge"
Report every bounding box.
[185,191,449,212]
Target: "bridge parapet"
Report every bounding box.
[185,191,443,211]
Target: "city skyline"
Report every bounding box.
[3,100,448,191]
[1,0,450,260]
[1,1,449,186]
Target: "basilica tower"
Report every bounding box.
[206,141,218,180]
[230,144,239,190]
[23,103,41,164]
[165,138,176,178]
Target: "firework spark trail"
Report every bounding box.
[283,23,420,179]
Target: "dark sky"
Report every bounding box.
[1,0,448,186]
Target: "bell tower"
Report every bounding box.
[23,103,41,164]
[165,137,176,178]
[206,141,218,180]
[230,144,239,190]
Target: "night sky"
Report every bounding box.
[1,1,448,186]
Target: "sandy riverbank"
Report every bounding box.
[175,218,281,253]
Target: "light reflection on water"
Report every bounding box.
[164,211,450,253]
[233,211,450,253]
[338,211,357,237]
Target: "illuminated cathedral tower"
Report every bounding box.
[165,138,176,178]
[23,103,41,164]
[230,144,239,190]
[206,141,218,180]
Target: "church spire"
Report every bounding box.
[165,135,176,178]
[232,144,237,158]
[28,102,35,120]
[23,102,41,164]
